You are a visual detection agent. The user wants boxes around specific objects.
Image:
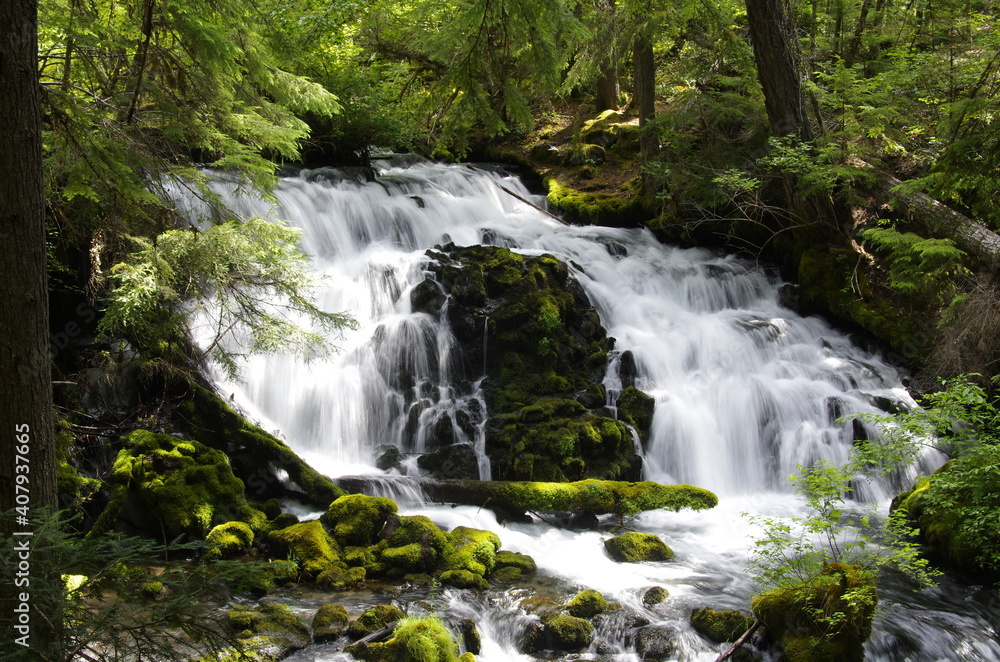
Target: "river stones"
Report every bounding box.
[603,532,674,563]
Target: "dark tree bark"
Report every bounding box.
[744,0,812,139]
[633,28,657,195]
[594,0,620,110]
[0,0,58,652]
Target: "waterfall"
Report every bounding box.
[176,161,1000,661]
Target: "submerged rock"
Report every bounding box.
[642,586,670,607]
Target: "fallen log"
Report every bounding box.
[334,476,718,519]
[850,158,1000,271]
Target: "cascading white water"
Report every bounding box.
[176,161,1000,661]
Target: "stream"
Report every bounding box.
[174,159,1000,661]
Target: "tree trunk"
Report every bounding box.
[853,159,1000,271]
[633,28,656,195]
[594,0,620,110]
[0,0,59,655]
[744,0,812,139]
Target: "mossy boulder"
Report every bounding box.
[642,586,670,607]
[322,493,398,547]
[604,532,674,563]
[539,612,594,651]
[90,430,267,540]
[227,602,310,655]
[546,178,652,228]
[893,448,1000,577]
[444,526,502,576]
[177,384,344,508]
[412,244,652,481]
[312,604,349,643]
[494,550,537,574]
[690,607,755,644]
[346,616,466,662]
[347,604,407,639]
[566,589,608,618]
[268,520,341,579]
[752,563,876,662]
[317,565,366,590]
[205,521,255,560]
[440,569,489,591]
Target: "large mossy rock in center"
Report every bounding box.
[752,563,876,662]
[412,244,650,481]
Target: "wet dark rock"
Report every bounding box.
[417,443,479,480]
[456,618,481,654]
[416,244,653,481]
[632,625,677,661]
[375,446,403,472]
[642,586,670,607]
[618,351,638,389]
[410,279,445,316]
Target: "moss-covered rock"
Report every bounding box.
[603,532,674,563]
[322,493,398,547]
[494,550,537,574]
[892,448,1000,577]
[616,386,656,447]
[690,607,755,644]
[439,569,489,591]
[642,586,670,607]
[752,563,876,662]
[140,581,164,600]
[227,602,310,651]
[539,612,594,651]
[178,384,344,508]
[566,589,608,618]
[444,526,502,576]
[205,521,255,560]
[317,565,366,590]
[268,520,341,579]
[546,179,652,228]
[312,604,349,643]
[412,244,653,481]
[347,604,407,639]
[346,616,466,662]
[89,430,266,540]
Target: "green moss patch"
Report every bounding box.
[690,607,754,644]
[312,603,349,643]
[539,612,594,651]
[90,430,266,539]
[565,589,607,618]
[752,563,876,662]
[322,494,398,547]
[268,520,341,578]
[346,616,466,662]
[348,604,406,639]
[205,521,255,560]
[546,179,651,228]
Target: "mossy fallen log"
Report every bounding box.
[337,477,717,519]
